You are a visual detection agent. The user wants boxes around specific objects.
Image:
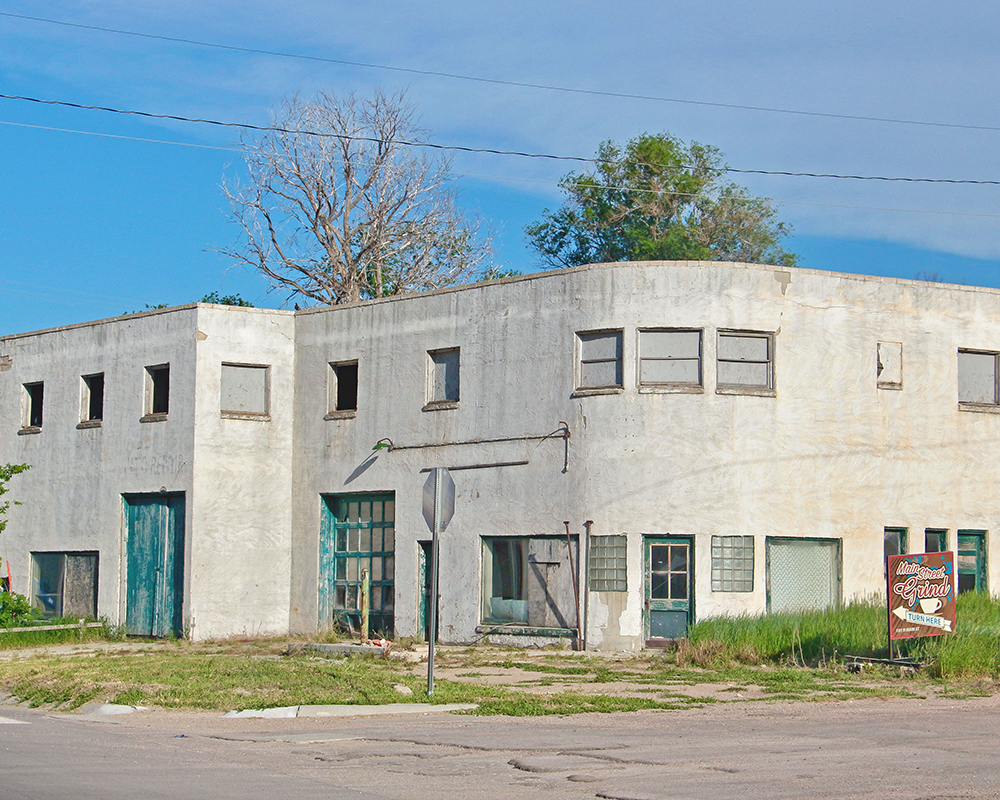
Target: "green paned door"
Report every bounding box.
[958,531,987,593]
[320,493,395,638]
[124,494,185,637]
[644,537,692,642]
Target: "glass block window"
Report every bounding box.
[711,535,754,592]
[589,535,627,592]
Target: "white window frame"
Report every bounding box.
[575,329,624,395]
[716,330,775,395]
[637,328,703,393]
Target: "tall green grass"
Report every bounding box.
[687,593,1000,678]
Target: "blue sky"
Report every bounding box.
[3,2,1000,334]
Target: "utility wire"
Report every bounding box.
[4,10,1000,135]
[3,92,1000,186]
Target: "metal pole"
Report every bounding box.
[361,568,370,643]
[427,469,443,695]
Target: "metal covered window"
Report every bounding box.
[221,363,269,418]
[711,535,754,592]
[717,331,774,392]
[30,552,99,619]
[958,350,999,406]
[427,348,460,406]
[589,535,627,592]
[638,329,702,388]
[577,330,623,390]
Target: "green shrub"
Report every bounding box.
[0,591,34,627]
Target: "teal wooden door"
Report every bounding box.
[320,493,395,637]
[644,537,692,642]
[124,494,185,637]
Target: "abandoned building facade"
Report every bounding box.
[0,260,996,648]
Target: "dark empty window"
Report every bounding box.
[925,529,948,553]
[332,362,359,412]
[83,373,104,422]
[884,527,907,575]
[146,365,169,416]
[427,348,460,405]
[23,382,43,429]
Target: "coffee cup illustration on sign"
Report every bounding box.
[919,598,943,614]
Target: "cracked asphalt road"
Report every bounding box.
[1,694,998,799]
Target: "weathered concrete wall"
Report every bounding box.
[0,308,199,627]
[188,305,295,639]
[291,261,1000,650]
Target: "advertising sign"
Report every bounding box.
[887,551,956,640]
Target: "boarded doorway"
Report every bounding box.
[766,537,841,614]
[123,494,185,637]
[320,493,395,637]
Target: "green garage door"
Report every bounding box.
[123,494,185,637]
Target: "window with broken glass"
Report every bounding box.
[30,552,99,618]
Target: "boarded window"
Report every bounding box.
[638,329,702,387]
[578,330,623,389]
[427,348,460,404]
[711,535,754,592]
[329,361,359,413]
[144,364,170,417]
[482,537,579,629]
[30,552,98,619]
[766,538,840,614]
[876,342,903,390]
[221,363,269,416]
[717,331,774,391]
[958,350,998,405]
[589,535,627,592]
[22,382,43,429]
[925,529,948,553]
[82,373,104,422]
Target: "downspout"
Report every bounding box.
[583,520,594,651]
[564,521,582,651]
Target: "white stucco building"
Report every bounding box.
[1,261,996,648]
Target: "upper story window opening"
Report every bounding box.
[425,348,460,410]
[327,361,359,419]
[221,363,270,420]
[958,349,999,408]
[142,364,170,422]
[576,330,623,394]
[79,373,104,427]
[717,330,774,395]
[20,381,43,432]
[638,328,702,391]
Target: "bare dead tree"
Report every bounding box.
[222,90,491,305]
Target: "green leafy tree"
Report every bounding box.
[0,463,29,537]
[201,292,254,307]
[526,133,796,269]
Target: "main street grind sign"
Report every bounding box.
[887,552,956,640]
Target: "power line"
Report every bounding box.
[0,118,238,150]
[4,10,1000,135]
[3,92,1000,187]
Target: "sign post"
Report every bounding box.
[422,467,455,696]
[887,551,956,650]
